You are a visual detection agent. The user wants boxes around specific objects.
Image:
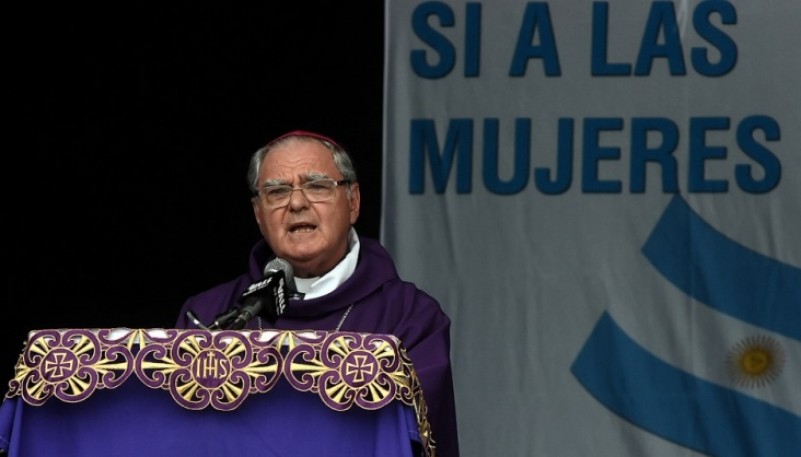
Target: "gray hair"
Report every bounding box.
[247,133,358,194]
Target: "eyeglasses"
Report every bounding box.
[256,179,350,208]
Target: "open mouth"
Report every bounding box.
[289,223,316,233]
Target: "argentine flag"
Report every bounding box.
[572,195,801,456]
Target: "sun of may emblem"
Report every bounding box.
[725,335,786,388]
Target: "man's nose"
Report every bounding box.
[287,186,310,209]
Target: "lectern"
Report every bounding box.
[0,328,434,456]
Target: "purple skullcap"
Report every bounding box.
[265,130,341,149]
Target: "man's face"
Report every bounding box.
[252,138,360,278]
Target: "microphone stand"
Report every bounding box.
[186,307,241,330]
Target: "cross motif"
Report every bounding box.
[345,354,375,383]
[44,351,76,381]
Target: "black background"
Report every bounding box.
[4,3,386,382]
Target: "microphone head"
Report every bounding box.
[264,257,296,292]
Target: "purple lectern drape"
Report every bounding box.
[0,380,419,456]
[0,328,432,457]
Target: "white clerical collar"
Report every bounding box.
[293,227,359,300]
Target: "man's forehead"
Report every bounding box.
[264,142,333,165]
[260,146,337,181]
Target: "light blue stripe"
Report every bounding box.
[572,312,801,457]
[642,195,801,341]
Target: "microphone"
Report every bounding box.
[226,257,294,330]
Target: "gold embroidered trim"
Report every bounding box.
[4,328,434,456]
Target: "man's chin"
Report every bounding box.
[279,245,322,265]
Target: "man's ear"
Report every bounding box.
[348,182,361,224]
[251,197,265,231]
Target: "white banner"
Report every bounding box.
[383,1,800,456]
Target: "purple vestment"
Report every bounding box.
[176,236,459,457]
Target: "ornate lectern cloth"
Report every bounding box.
[0,328,434,457]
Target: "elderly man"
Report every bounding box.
[176,130,459,457]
